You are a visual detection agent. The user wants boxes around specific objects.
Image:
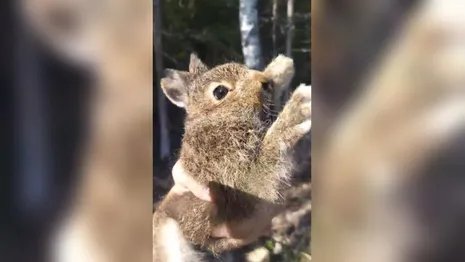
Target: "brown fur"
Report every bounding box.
[154,54,311,255]
[153,196,206,262]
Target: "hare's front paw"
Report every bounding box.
[266,84,311,148]
[279,84,312,133]
[287,84,312,133]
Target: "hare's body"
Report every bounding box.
[153,54,311,257]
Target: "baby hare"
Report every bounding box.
[153,54,311,259]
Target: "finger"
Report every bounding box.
[218,235,259,249]
[211,221,272,239]
[172,161,212,202]
[158,185,186,210]
[210,204,284,239]
[170,184,190,195]
[211,224,231,238]
[260,224,273,237]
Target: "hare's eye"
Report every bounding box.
[213,85,229,100]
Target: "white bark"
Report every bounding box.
[285,0,294,57]
[239,0,263,70]
[272,0,279,56]
[272,0,282,110]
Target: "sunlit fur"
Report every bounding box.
[154,54,311,256]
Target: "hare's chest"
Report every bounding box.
[180,125,265,183]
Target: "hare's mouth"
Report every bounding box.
[258,86,279,127]
[260,101,279,128]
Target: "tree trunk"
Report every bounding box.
[285,0,294,58]
[283,0,294,102]
[272,0,279,56]
[154,0,170,160]
[272,0,282,110]
[239,0,263,70]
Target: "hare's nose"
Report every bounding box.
[261,81,272,92]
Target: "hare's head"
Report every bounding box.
[161,54,295,122]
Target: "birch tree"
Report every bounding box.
[272,0,283,110]
[239,0,263,70]
[285,0,294,58]
[272,0,279,57]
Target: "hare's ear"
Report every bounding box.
[161,69,191,108]
[263,55,295,94]
[189,53,208,75]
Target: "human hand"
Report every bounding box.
[170,161,212,201]
[168,161,283,248]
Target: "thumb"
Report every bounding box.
[172,161,212,202]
